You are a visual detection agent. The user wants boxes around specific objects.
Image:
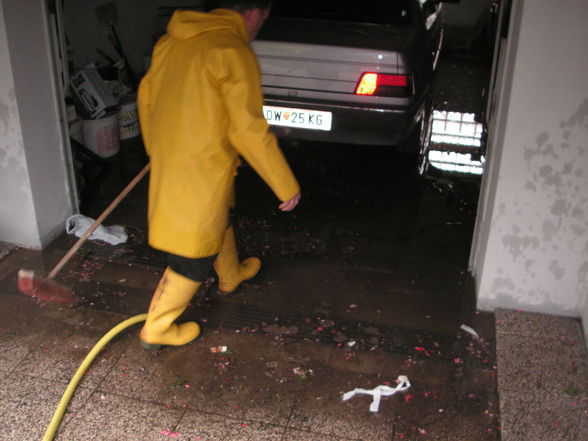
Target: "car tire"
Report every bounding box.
[416,108,433,179]
[397,106,433,182]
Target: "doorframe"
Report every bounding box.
[468,0,520,283]
[46,0,79,212]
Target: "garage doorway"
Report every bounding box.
[48,0,506,333]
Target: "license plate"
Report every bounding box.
[263,106,332,131]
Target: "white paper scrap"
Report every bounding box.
[342,375,411,412]
[460,324,480,339]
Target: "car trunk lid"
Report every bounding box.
[253,18,412,100]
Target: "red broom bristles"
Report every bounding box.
[18,269,75,305]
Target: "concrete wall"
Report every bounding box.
[0,3,39,247]
[0,0,74,248]
[62,0,204,75]
[442,0,494,52]
[443,0,494,27]
[472,0,588,337]
[65,0,492,66]
[67,0,496,70]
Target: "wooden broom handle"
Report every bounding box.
[48,163,150,279]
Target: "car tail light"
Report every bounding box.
[354,73,412,97]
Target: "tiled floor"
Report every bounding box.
[495,309,588,441]
[1,242,586,440]
[1,243,500,441]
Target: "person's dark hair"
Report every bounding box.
[206,0,273,13]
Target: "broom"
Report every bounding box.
[18,163,150,305]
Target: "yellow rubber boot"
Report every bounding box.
[139,268,201,350]
[214,226,261,293]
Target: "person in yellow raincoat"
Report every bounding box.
[137,0,301,350]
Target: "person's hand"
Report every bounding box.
[279,191,301,212]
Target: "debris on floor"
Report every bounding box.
[342,376,411,412]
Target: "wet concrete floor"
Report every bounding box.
[0,54,502,439]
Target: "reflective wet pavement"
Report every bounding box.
[0,54,586,440]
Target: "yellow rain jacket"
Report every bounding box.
[137,8,300,258]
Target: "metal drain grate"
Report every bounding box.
[206,302,464,360]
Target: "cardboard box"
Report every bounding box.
[70,64,118,119]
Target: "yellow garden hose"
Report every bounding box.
[43,313,147,441]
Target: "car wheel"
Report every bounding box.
[415,109,433,179]
[397,107,432,181]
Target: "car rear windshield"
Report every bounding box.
[270,0,412,25]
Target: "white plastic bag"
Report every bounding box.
[65,214,128,245]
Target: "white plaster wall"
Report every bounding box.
[0,1,40,247]
[474,0,588,321]
[0,0,74,248]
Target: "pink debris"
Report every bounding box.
[160,429,180,437]
[414,346,432,356]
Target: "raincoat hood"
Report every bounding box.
[167,8,249,42]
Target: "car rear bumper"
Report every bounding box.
[263,97,421,147]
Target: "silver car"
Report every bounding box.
[253,0,458,176]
